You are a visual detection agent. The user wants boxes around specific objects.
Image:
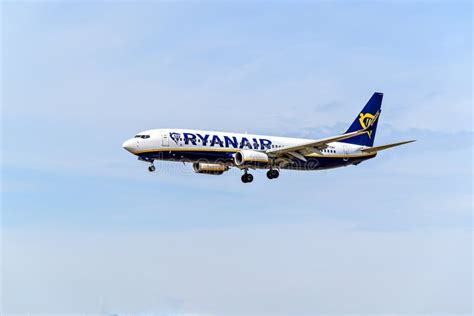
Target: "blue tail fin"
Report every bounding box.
[340,92,383,147]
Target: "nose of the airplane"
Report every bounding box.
[122,139,137,153]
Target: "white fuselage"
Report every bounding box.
[122,128,366,159]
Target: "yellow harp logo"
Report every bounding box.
[358,111,380,138]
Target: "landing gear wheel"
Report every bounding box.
[267,169,279,179]
[246,173,253,183]
[148,165,156,172]
[271,169,279,179]
[241,173,253,183]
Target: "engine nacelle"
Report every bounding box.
[192,162,228,175]
[234,150,269,166]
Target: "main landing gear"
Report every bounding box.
[266,169,279,179]
[241,172,254,183]
[241,169,280,183]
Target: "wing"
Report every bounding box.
[265,127,372,160]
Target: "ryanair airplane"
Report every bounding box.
[122,92,414,183]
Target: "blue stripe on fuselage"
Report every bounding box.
[137,149,375,170]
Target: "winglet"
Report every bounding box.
[361,140,416,153]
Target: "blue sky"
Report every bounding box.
[1,2,472,315]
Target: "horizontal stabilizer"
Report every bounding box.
[361,140,416,153]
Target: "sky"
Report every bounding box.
[0,1,472,315]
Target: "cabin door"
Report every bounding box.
[343,145,349,161]
[162,133,169,146]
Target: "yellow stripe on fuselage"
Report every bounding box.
[135,147,240,154]
[133,147,376,159]
[305,152,376,158]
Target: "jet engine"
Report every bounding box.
[192,162,229,175]
[234,150,269,166]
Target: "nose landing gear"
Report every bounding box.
[138,157,156,173]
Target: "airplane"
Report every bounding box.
[122,92,415,183]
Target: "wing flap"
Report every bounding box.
[287,151,307,161]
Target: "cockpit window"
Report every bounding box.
[134,135,150,139]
